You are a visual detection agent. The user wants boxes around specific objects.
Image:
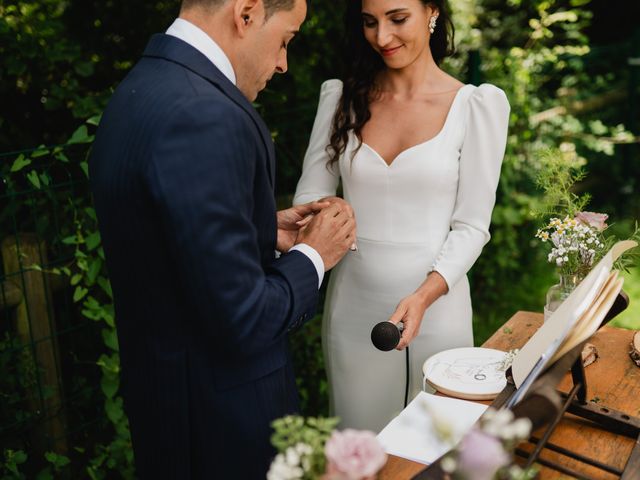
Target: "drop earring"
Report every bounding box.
[429,16,438,34]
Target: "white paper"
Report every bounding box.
[377,392,487,464]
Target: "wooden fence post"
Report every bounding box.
[1,234,68,455]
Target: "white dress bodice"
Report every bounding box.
[295,79,509,289]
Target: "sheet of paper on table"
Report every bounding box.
[377,391,487,465]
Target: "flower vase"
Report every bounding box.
[543,273,585,322]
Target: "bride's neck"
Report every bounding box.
[376,49,445,99]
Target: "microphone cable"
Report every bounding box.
[404,346,410,408]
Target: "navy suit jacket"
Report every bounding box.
[90,34,319,479]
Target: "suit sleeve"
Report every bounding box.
[146,96,318,357]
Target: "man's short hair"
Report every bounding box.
[181,0,295,19]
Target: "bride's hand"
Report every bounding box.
[318,196,355,219]
[317,196,357,250]
[389,271,449,350]
[388,293,429,350]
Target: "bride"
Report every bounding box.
[294,0,510,432]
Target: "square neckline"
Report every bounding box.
[361,84,473,168]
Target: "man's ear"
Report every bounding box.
[233,0,264,37]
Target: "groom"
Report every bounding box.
[89,0,356,478]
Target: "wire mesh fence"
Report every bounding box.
[0,145,108,473]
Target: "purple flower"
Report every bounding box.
[324,429,387,479]
[575,211,608,231]
[456,428,511,480]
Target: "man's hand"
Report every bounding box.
[296,203,356,270]
[276,201,329,252]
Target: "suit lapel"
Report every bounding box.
[142,34,276,188]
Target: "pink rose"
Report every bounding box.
[575,211,608,231]
[457,429,511,480]
[324,429,387,480]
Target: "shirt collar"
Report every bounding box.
[166,18,237,85]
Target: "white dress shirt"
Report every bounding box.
[166,18,325,287]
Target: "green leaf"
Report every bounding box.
[102,328,119,352]
[10,154,31,172]
[80,161,89,178]
[68,125,92,145]
[12,450,27,464]
[73,286,88,302]
[87,258,102,285]
[31,145,50,158]
[101,370,119,398]
[55,151,70,163]
[70,273,83,286]
[39,172,51,187]
[62,235,77,245]
[27,170,41,189]
[45,451,70,469]
[87,114,102,126]
[85,231,101,251]
[105,397,124,424]
[98,277,113,299]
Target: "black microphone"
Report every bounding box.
[371,321,402,351]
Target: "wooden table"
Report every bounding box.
[379,311,640,480]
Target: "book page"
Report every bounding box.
[511,240,636,388]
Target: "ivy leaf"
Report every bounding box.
[55,151,69,163]
[10,154,31,172]
[27,170,41,189]
[105,397,124,424]
[87,258,102,285]
[73,286,88,302]
[102,328,119,352]
[87,114,102,126]
[45,451,70,469]
[100,371,119,399]
[70,274,83,286]
[68,125,93,145]
[31,145,50,158]
[80,161,89,178]
[98,277,113,299]
[62,235,77,245]
[85,231,101,251]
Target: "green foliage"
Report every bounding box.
[1,118,134,478]
[533,148,591,218]
[1,450,27,480]
[468,0,635,335]
[289,313,328,416]
[270,415,339,479]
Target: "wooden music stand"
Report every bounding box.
[412,292,640,480]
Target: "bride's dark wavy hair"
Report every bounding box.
[327,0,455,167]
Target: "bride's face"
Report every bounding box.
[361,0,437,69]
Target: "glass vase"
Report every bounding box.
[543,273,585,322]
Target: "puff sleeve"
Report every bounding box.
[431,84,510,290]
[293,79,343,205]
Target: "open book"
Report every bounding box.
[508,240,637,405]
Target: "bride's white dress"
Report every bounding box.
[293,79,510,432]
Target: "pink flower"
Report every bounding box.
[575,211,608,231]
[456,429,511,480]
[324,429,387,480]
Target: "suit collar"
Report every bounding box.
[142,34,276,187]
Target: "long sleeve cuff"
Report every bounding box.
[289,243,324,288]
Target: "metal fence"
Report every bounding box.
[0,146,106,473]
